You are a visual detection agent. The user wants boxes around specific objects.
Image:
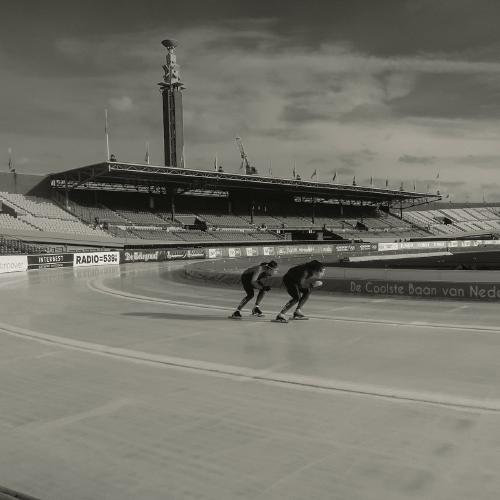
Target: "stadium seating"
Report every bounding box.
[19,191,500,245]
[237,214,282,229]
[174,230,218,242]
[0,192,76,220]
[105,226,141,239]
[402,206,500,236]
[197,212,250,228]
[0,235,61,255]
[128,229,185,241]
[111,209,170,226]
[248,231,284,241]
[67,202,129,225]
[20,215,109,236]
[0,193,110,237]
[0,213,36,231]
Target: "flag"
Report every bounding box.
[332,171,337,182]
[8,147,12,171]
[311,169,317,179]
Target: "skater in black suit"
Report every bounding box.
[275,260,325,323]
[231,260,278,318]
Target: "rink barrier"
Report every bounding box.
[378,239,500,252]
[2,237,499,275]
[186,261,500,301]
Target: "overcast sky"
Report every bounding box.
[2,0,500,201]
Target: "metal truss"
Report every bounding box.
[50,161,442,206]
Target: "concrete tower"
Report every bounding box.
[159,39,185,167]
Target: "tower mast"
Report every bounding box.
[159,39,185,167]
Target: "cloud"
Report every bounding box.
[398,155,436,164]
[454,154,500,166]
[109,96,133,112]
[326,166,356,176]
[480,182,500,190]
[439,180,466,188]
[391,73,500,120]
[338,149,378,168]
[3,17,500,201]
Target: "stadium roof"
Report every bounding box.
[50,162,441,205]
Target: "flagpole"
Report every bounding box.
[8,147,13,172]
[105,109,110,161]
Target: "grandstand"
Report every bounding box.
[402,204,500,238]
[0,163,445,252]
[0,191,109,238]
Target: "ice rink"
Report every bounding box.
[1,260,500,500]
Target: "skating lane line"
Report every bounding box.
[0,320,499,413]
[88,278,500,335]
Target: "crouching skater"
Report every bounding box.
[275,260,325,323]
[230,260,278,319]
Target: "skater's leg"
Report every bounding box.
[295,288,311,312]
[255,288,266,306]
[237,289,254,310]
[279,281,300,315]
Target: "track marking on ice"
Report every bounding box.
[0,319,499,413]
[88,278,500,335]
[448,305,469,313]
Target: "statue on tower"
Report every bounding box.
[160,39,184,89]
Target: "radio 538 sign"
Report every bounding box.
[73,252,120,267]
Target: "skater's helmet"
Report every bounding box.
[307,260,324,272]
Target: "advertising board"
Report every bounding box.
[73,251,120,267]
[0,255,28,274]
[245,247,259,257]
[208,248,223,259]
[121,250,159,263]
[345,278,500,301]
[28,253,73,269]
[228,248,242,258]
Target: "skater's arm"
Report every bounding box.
[301,270,324,289]
[298,270,310,289]
[250,267,265,289]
